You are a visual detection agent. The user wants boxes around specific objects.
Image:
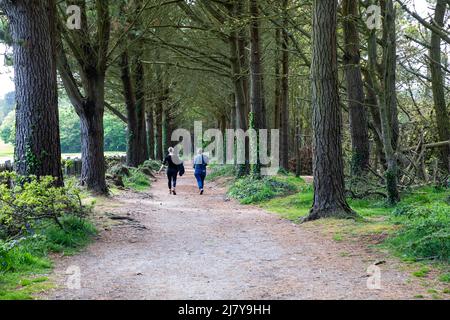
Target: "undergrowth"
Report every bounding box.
[123,168,151,191]
[0,216,96,300]
[212,167,450,269]
[0,173,96,300]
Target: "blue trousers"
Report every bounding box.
[194,172,206,190]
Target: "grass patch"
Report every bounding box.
[206,164,235,181]
[412,266,430,278]
[438,273,450,283]
[0,215,96,300]
[41,216,97,255]
[228,175,301,204]
[123,168,151,191]
[254,176,449,264]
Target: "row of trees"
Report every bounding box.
[0,1,448,220]
[0,104,127,153]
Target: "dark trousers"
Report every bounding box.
[194,172,206,190]
[167,169,177,189]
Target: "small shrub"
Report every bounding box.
[42,216,97,254]
[206,165,235,181]
[0,172,91,239]
[123,168,151,191]
[439,273,450,283]
[228,176,297,204]
[412,267,430,278]
[0,237,51,273]
[142,160,161,172]
[387,204,450,262]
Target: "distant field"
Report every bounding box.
[0,140,14,161]
[0,140,125,162]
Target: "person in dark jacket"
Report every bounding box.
[193,148,209,195]
[159,147,180,195]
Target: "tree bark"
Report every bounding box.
[343,0,370,175]
[429,0,450,174]
[249,0,266,177]
[132,0,148,163]
[273,27,281,130]
[79,94,106,193]
[155,95,164,161]
[380,0,399,204]
[146,106,155,160]
[56,0,110,194]
[119,49,140,167]
[1,0,63,185]
[279,0,290,171]
[228,1,249,176]
[304,0,356,221]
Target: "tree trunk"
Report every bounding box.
[343,0,370,175]
[279,0,290,171]
[274,27,281,129]
[304,0,356,222]
[380,0,399,204]
[146,107,154,160]
[249,0,266,177]
[228,1,249,177]
[2,0,63,184]
[120,49,140,167]
[132,0,148,163]
[429,0,449,174]
[155,96,163,161]
[56,0,110,195]
[79,98,107,194]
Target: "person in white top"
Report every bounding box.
[193,148,209,195]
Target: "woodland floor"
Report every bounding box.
[44,168,427,300]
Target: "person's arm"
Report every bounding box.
[158,156,167,174]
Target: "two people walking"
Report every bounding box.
[159,148,209,195]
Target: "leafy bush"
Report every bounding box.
[0,172,91,239]
[388,204,450,262]
[1,104,126,152]
[0,236,51,273]
[206,165,235,181]
[142,160,161,172]
[228,176,298,204]
[1,217,96,272]
[42,215,97,254]
[123,168,151,191]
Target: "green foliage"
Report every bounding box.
[412,266,430,278]
[142,160,162,172]
[0,110,15,145]
[103,113,127,152]
[439,273,450,283]
[0,92,15,125]
[0,215,96,300]
[228,176,298,204]
[123,168,151,191]
[0,172,91,238]
[206,164,235,181]
[388,204,450,262]
[0,105,126,153]
[58,106,81,153]
[0,236,51,273]
[41,216,97,254]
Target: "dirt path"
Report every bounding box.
[47,168,422,300]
